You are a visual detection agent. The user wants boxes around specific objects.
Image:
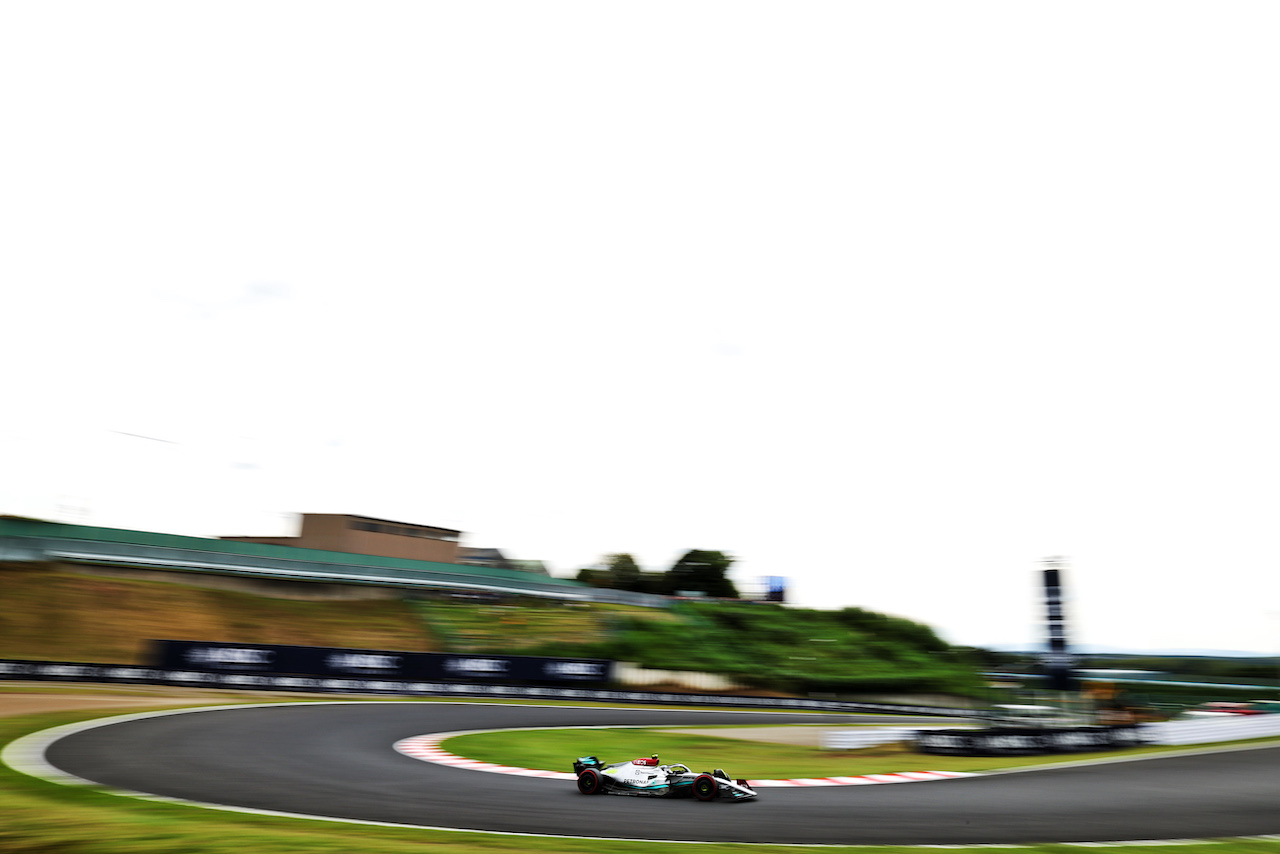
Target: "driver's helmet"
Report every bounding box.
[632,755,660,766]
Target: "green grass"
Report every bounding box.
[414,599,672,654]
[594,601,986,696]
[441,725,1280,779]
[4,695,1280,853]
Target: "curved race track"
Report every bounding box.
[34,701,1280,845]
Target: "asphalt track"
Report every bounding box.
[38,701,1280,845]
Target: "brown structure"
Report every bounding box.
[221,513,462,563]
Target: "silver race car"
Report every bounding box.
[573,754,758,801]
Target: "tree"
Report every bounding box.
[575,566,611,588]
[665,549,738,599]
[604,553,642,591]
[576,554,644,592]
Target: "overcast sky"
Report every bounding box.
[3,2,1279,657]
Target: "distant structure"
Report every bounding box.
[1041,557,1075,691]
[763,576,787,603]
[739,575,788,603]
[508,559,551,576]
[222,514,552,576]
[221,513,462,564]
[0,516,613,603]
[455,546,514,571]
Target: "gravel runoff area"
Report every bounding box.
[0,683,297,718]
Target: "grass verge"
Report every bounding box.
[442,726,1280,779]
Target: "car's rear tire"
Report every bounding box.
[577,768,603,795]
[693,773,718,801]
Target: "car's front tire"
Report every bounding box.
[693,773,718,801]
[577,768,603,795]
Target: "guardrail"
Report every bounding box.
[0,658,977,717]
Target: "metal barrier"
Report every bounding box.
[0,658,976,716]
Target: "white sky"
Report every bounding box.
[3,2,1279,656]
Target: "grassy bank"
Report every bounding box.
[0,566,438,663]
[411,598,670,654]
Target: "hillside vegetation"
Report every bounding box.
[1,566,983,697]
[421,598,983,696]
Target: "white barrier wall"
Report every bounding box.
[822,727,919,750]
[826,716,1280,751]
[613,662,744,692]
[1143,714,1280,745]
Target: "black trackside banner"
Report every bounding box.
[152,641,614,684]
[1041,564,1075,691]
[915,725,1146,756]
[156,641,416,679]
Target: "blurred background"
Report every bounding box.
[3,1,1280,658]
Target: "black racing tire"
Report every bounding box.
[693,773,718,801]
[577,767,603,795]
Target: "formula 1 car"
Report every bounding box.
[573,755,757,801]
